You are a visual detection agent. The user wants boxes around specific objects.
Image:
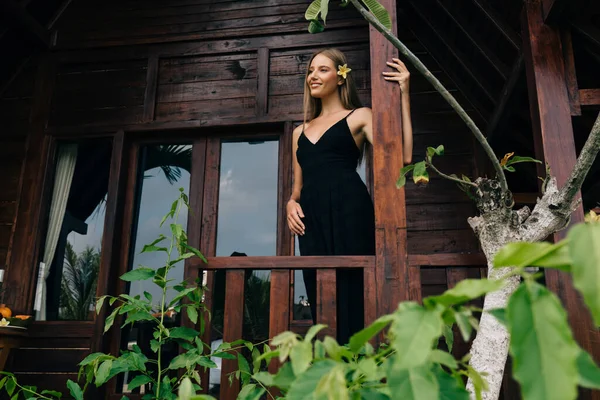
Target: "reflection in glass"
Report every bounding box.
[118,144,192,394]
[40,139,112,321]
[210,139,278,394]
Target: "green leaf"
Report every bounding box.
[141,243,169,254]
[504,155,542,166]
[426,145,445,159]
[396,164,415,188]
[145,235,167,249]
[569,223,600,325]
[320,0,329,24]
[178,377,195,400]
[120,267,156,282]
[304,323,327,343]
[577,348,600,389]
[315,365,349,400]
[387,363,438,400]
[0,376,7,389]
[308,19,324,33]
[429,349,458,369]
[488,308,507,326]
[128,375,153,390]
[412,161,429,185]
[169,287,197,308]
[305,0,321,20]
[237,384,265,400]
[389,303,443,369]
[454,309,473,342]
[507,281,579,400]
[160,199,178,227]
[290,341,313,376]
[150,340,160,353]
[196,356,218,369]
[357,358,382,381]
[466,365,487,400]
[252,371,275,387]
[238,353,252,385]
[95,360,113,385]
[212,352,236,360]
[322,336,342,361]
[493,241,571,271]
[424,279,504,308]
[442,324,453,353]
[187,306,198,324]
[96,295,108,315]
[349,314,394,352]
[69,381,86,400]
[435,367,469,400]
[79,352,108,366]
[273,362,296,391]
[181,243,207,263]
[104,307,119,333]
[362,0,392,30]
[5,378,15,396]
[169,327,200,340]
[40,390,63,398]
[286,360,337,400]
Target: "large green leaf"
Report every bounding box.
[95,360,113,386]
[304,324,327,343]
[286,360,337,400]
[305,0,321,20]
[493,241,571,271]
[120,267,156,282]
[308,19,324,33]
[569,223,600,325]
[507,281,579,400]
[362,0,392,30]
[412,161,429,185]
[320,0,329,24]
[128,375,153,390]
[389,303,443,369]
[576,348,600,389]
[315,365,349,400]
[290,341,313,376]
[349,314,394,352]
[424,279,504,308]
[169,327,200,340]
[66,381,83,400]
[387,362,438,400]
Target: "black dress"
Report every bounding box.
[296,109,376,345]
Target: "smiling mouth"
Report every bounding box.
[310,83,321,89]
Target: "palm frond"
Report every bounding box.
[144,145,192,185]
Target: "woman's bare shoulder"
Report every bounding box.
[353,107,372,119]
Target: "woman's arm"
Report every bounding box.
[287,125,305,236]
[383,58,414,164]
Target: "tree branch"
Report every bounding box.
[427,160,479,189]
[348,0,509,196]
[557,112,600,208]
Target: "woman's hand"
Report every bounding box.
[382,58,410,94]
[287,199,305,236]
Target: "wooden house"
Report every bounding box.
[0,0,598,398]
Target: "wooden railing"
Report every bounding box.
[187,252,486,399]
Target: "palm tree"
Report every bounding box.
[144,145,192,184]
[59,242,100,320]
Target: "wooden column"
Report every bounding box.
[368,0,408,328]
[6,54,56,314]
[522,0,600,373]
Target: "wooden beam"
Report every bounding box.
[486,52,524,141]
[369,0,410,327]
[0,0,49,48]
[408,253,487,267]
[191,256,375,270]
[220,270,245,400]
[434,0,509,79]
[256,47,270,117]
[542,0,570,24]
[561,28,581,116]
[579,89,600,106]
[406,0,498,104]
[523,0,600,368]
[470,0,521,50]
[142,55,159,122]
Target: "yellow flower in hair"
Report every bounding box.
[337,64,352,79]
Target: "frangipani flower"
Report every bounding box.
[0,318,10,327]
[337,64,352,79]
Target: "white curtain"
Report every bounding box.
[34,145,78,320]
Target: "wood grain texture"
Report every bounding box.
[143,55,159,122]
[369,0,408,323]
[190,256,374,270]
[317,269,337,339]
[579,89,600,106]
[257,48,270,117]
[523,0,600,376]
[220,269,245,400]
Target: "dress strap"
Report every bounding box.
[345,109,357,119]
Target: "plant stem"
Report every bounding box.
[347,0,509,196]
[427,161,479,190]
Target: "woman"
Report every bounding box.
[287,48,413,344]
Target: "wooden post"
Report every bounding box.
[368,0,409,329]
[522,0,600,377]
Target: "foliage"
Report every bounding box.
[239,222,600,400]
[305,0,391,33]
[59,243,100,320]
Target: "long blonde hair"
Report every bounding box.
[302,48,363,126]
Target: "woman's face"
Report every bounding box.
[306,53,341,99]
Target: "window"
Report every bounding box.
[35,139,112,321]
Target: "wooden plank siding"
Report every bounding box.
[0,0,485,396]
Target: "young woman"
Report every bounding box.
[286,48,413,343]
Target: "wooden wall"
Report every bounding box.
[0,0,483,394]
